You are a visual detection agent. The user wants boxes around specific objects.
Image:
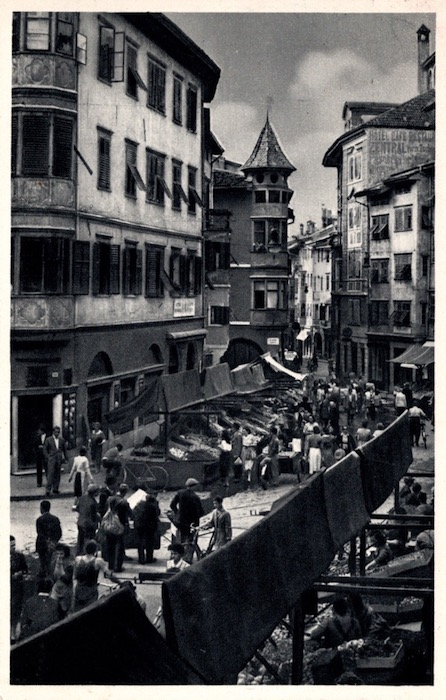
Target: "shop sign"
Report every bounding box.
[173,299,195,317]
[267,337,280,345]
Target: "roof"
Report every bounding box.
[121,13,220,102]
[213,170,248,189]
[355,160,435,196]
[241,115,296,173]
[323,89,435,167]
[342,101,399,120]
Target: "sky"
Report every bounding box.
[167,10,436,235]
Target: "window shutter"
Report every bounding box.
[53,116,73,177]
[110,244,120,294]
[145,247,157,297]
[194,256,202,295]
[180,254,188,294]
[92,243,101,295]
[135,248,143,294]
[122,247,129,295]
[12,113,18,174]
[98,136,110,189]
[73,240,90,294]
[22,114,49,176]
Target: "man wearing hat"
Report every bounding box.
[75,483,100,554]
[169,478,204,543]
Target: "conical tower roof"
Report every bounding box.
[241,115,296,173]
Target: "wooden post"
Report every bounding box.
[394,479,400,512]
[348,536,356,575]
[359,528,367,575]
[291,598,305,684]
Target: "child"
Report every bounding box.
[68,446,93,508]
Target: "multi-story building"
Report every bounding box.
[322,25,435,387]
[289,213,337,364]
[11,12,220,470]
[213,116,295,367]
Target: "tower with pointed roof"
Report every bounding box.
[213,114,296,367]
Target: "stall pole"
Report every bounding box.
[359,528,367,575]
[291,598,305,685]
[348,536,356,576]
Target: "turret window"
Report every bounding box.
[254,190,266,203]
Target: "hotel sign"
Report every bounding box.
[368,128,434,185]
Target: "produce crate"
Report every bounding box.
[356,641,404,669]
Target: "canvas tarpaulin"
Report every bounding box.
[357,411,413,513]
[389,344,434,367]
[261,351,307,382]
[162,472,335,684]
[251,362,268,387]
[160,369,204,412]
[230,363,260,394]
[202,362,234,400]
[11,587,204,685]
[103,375,161,430]
[322,452,370,549]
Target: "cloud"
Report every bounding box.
[210,101,260,163]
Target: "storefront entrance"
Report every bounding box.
[17,394,53,468]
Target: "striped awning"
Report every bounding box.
[389,344,434,366]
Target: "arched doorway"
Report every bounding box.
[221,338,263,369]
[87,352,113,433]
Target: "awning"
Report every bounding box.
[167,329,207,341]
[296,329,310,341]
[160,370,204,412]
[389,344,434,366]
[202,363,234,400]
[261,352,307,382]
[104,376,161,429]
[231,363,261,394]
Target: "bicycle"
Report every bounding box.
[121,459,169,492]
[184,526,215,564]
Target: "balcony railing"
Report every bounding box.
[12,177,75,210]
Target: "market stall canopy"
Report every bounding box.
[261,352,307,382]
[202,362,235,400]
[103,375,161,430]
[389,343,434,367]
[230,363,262,394]
[160,369,204,412]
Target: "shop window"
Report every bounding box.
[370,214,389,240]
[186,84,197,132]
[73,240,90,295]
[394,253,412,281]
[210,306,230,325]
[92,241,120,295]
[173,74,183,125]
[97,128,112,191]
[145,245,165,298]
[146,150,169,205]
[394,206,413,232]
[19,237,70,294]
[122,245,142,295]
[393,301,411,327]
[148,56,166,114]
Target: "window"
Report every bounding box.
[169,248,183,293]
[148,57,166,114]
[193,255,202,295]
[348,299,361,325]
[98,24,115,82]
[125,140,145,198]
[97,128,112,191]
[348,250,361,278]
[186,84,198,132]
[12,13,20,52]
[370,214,389,240]
[122,244,142,295]
[188,166,203,214]
[205,241,230,271]
[146,150,169,205]
[55,13,74,55]
[255,190,266,203]
[210,306,230,325]
[369,300,389,325]
[173,74,183,124]
[92,241,120,295]
[422,255,429,277]
[326,273,330,290]
[394,253,412,281]
[145,245,165,297]
[73,241,90,295]
[347,148,362,183]
[25,12,50,51]
[17,113,73,178]
[393,301,411,327]
[394,206,413,232]
[19,237,70,294]
[370,258,389,283]
[253,280,287,310]
[269,190,281,203]
[172,161,188,211]
[421,302,427,326]
[126,43,147,99]
[421,205,433,229]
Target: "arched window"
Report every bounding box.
[87,352,113,377]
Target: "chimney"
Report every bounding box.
[417,25,430,94]
[300,223,304,235]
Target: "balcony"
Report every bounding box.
[250,308,288,327]
[11,296,74,331]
